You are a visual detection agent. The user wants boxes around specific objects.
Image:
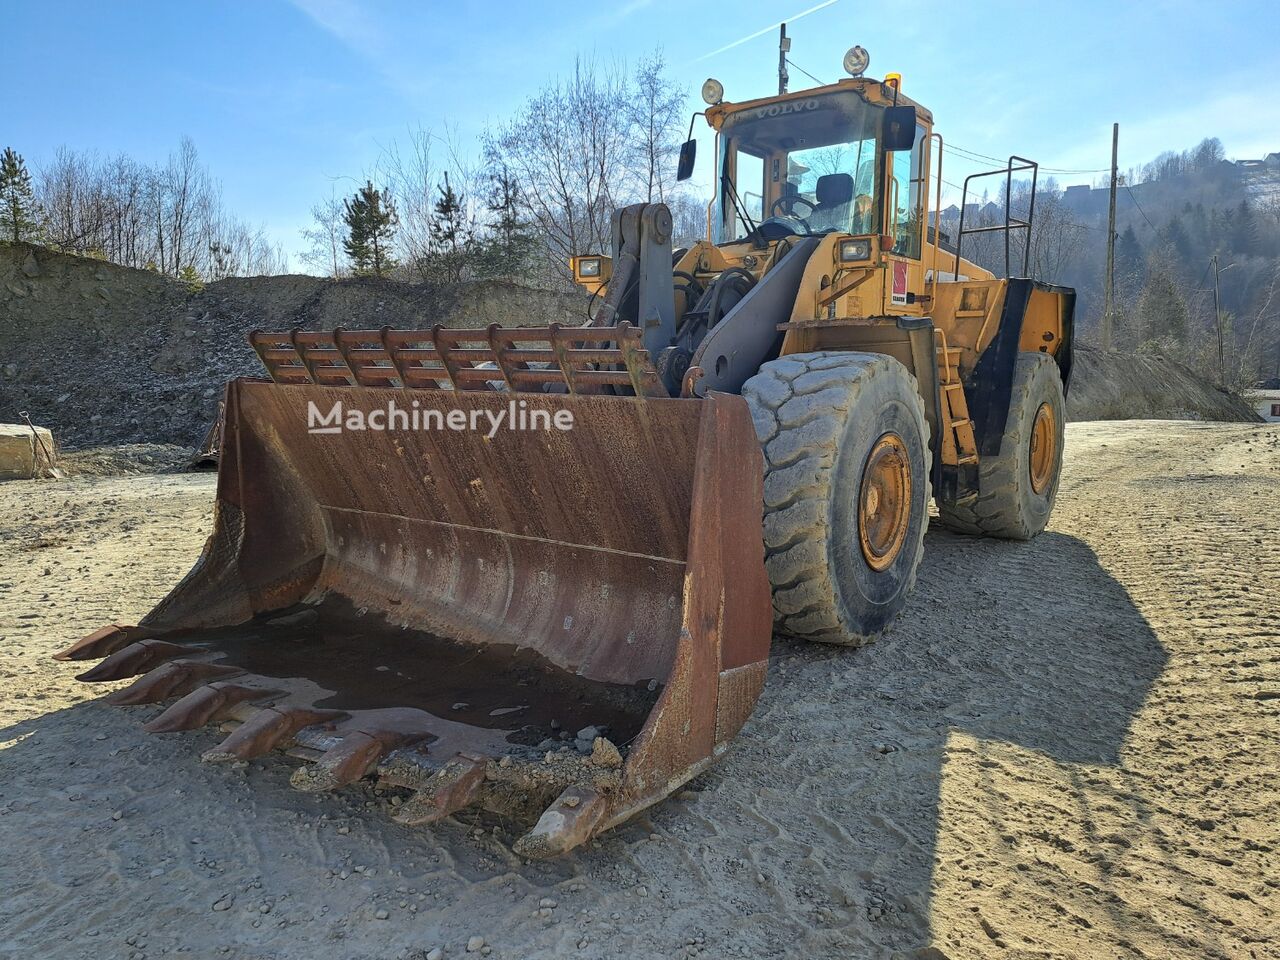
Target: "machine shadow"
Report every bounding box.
[730,524,1169,955]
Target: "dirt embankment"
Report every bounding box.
[1066,344,1259,421]
[0,243,588,448]
[1,243,1259,450]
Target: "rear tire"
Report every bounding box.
[742,351,931,646]
[937,352,1065,540]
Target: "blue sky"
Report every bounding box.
[4,0,1278,269]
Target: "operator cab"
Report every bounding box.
[708,82,928,259]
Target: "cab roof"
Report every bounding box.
[705,77,933,131]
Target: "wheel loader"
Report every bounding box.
[57,56,1074,857]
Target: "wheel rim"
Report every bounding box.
[1029,402,1056,495]
[858,433,912,572]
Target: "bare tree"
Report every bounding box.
[669,192,709,248]
[299,189,349,278]
[483,57,634,281]
[378,124,485,283]
[1024,181,1086,284]
[379,126,438,278]
[39,147,104,253]
[628,50,685,204]
[1233,262,1280,387]
[162,137,208,274]
[31,138,287,279]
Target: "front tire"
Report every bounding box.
[937,352,1065,540]
[742,351,931,646]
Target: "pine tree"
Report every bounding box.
[178,263,204,292]
[1233,199,1259,256]
[0,147,41,244]
[487,165,522,250]
[1115,225,1144,304]
[1137,260,1189,344]
[1159,214,1192,266]
[209,241,233,280]
[431,172,462,253]
[417,174,478,285]
[476,164,534,279]
[343,181,398,277]
[1215,207,1235,254]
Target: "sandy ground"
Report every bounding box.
[1,420,1277,960]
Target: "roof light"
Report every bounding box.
[843,45,869,77]
[701,78,724,105]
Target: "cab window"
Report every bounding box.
[727,149,765,241]
[889,124,926,258]
[715,89,887,243]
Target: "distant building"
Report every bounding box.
[1235,152,1280,170]
[1247,378,1280,422]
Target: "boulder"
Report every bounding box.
[0,422,58,480]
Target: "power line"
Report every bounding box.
[785,58,827,87]
[945,141,1109,176]
[1124,184,1156,230]
[1193,259,1214,292]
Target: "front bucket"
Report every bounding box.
[59,378,771,856]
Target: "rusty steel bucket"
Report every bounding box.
[57,325,771,856]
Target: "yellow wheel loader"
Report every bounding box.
[58,59,1074,857]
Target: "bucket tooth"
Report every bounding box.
[144,681,282,733]
[291,732,391,793]
[76,639,200,683]
[202,706,346,763]
[106,661,245,706]
[513,785,609,859]
[393,754,486,826]
[55,623,142,661]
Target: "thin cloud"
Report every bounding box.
[615,0,654,18]
[287,0,388,59]
[693,0,839,64]
[287,0,440,100]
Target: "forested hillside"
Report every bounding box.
[941,138,1280,390]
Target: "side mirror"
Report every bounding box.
[882,106,917,152]
[677,139,697,181]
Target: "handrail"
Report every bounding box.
[929,132,944,283]
[705,132,720,243]
[953,156,1039,278]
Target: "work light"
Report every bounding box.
[701,78,724,105]
[843,45,869,77]
[839,239,871,262]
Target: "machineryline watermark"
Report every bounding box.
[307,398,574,438]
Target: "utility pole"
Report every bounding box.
[778,23,790,95]
[1213,257,1233,389]
[1102,122,1119,352]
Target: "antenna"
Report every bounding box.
[778,23,790,95]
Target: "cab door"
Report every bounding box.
[883,123,928,314]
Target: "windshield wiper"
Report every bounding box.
[720,171,764,248]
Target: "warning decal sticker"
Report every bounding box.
[891,260,909,305]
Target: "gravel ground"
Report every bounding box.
[0,420,1277,959]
